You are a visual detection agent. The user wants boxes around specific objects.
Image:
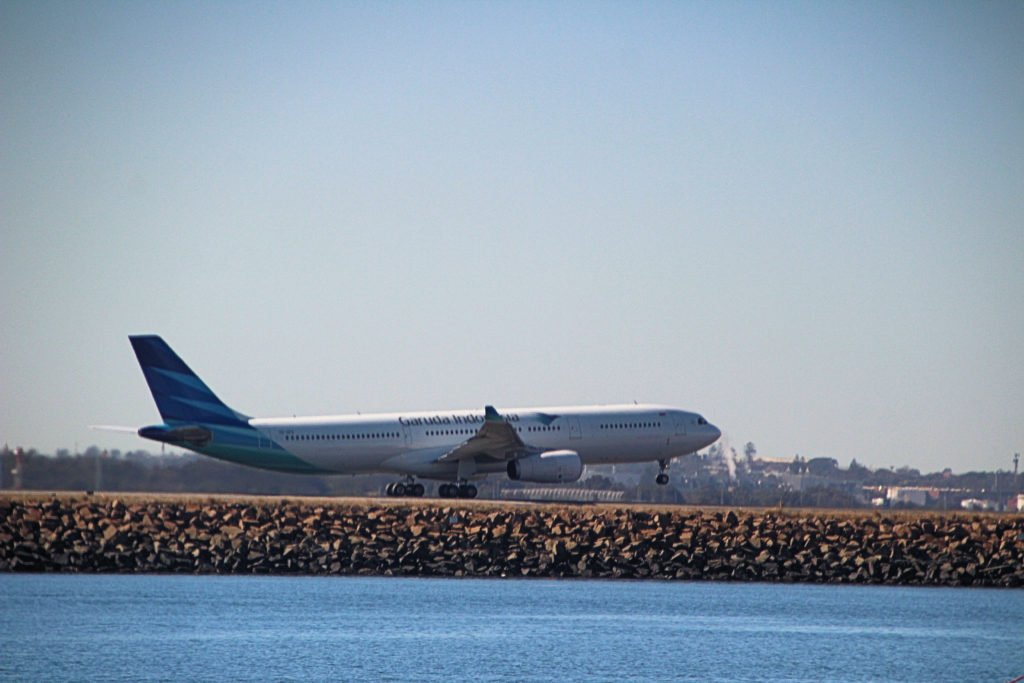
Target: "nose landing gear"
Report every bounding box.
[655,459,670,485]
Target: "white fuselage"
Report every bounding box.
[252,403,720,480]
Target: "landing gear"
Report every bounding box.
[438,482,478,499]
[385,479,425,497]
[655,459,670,485]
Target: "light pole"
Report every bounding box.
[1014,453,1020,494]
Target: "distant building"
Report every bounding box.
[776,473,819,492]
[960,498,998,511]
[1005,494,1024,513]
[886,487,928,507]
[753,458,799,473]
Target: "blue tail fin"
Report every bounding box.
[129,335,322,473]
[129,335,250,426]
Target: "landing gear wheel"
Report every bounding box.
[458,484,478,499]
[439,483,455,498]
[387,478,423,497]
[656,458,671,486]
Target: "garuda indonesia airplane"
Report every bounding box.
[127,335,721,498]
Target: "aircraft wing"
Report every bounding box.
[437,405,535,463]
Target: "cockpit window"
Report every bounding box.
[697,417,707,425]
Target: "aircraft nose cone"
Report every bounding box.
[708,423,722,444]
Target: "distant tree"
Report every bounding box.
[744,442,756,463]
[801,486,865,509]
[840,459,871,483]
[806,458,839,476]
[896,466,921,479]
[578,474,619,491]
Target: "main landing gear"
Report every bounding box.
[385,478,425,497]
[438,482,478,499]
[655,459,670,486]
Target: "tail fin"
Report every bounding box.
[129,335,250,426]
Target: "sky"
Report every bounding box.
[2,2,1022,474]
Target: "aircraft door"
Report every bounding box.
[568,417,582,440]
[401,422,412,446]
[672,415,687,436]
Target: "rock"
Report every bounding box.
[2,496,1023,586]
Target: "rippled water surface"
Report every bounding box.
[2,575,1022,681]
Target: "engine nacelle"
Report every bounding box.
[507,450,583,483]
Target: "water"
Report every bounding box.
[1,575,1022,682]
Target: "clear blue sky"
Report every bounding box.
[2,2,1021,473]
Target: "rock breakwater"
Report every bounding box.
[2,495,1022,586]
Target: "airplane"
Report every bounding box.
[126,335,721,498]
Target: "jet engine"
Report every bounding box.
[507,450,583,483]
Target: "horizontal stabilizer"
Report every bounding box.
[89,425,140,434]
